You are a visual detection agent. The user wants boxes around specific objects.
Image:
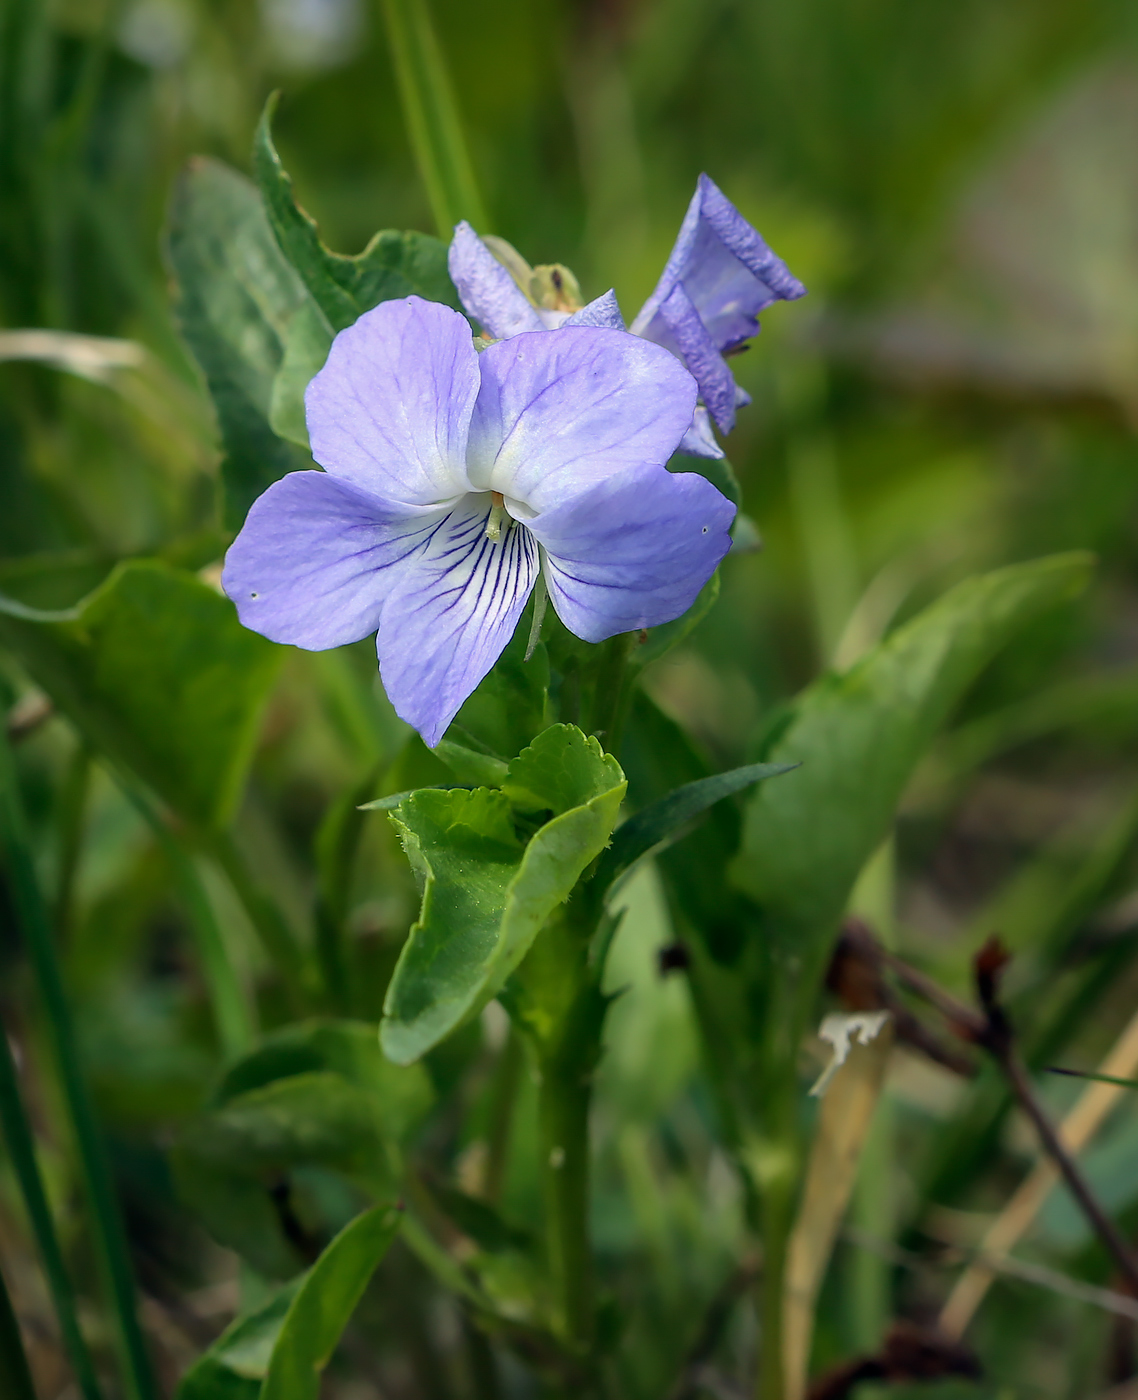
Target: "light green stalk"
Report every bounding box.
[378,0,490,237]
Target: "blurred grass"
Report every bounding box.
[3,0,1138,1396]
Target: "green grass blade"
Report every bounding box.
[378,0,489,236]
[0,1027,103,1400]
[0,1259,38,1400]
[0,729,158,1400]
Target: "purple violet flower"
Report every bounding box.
[222,296,735,747]
[448,175,806,460]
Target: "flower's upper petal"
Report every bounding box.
[677,406,725,459]
[376,498,538,746]
[467,327,697,513]
[222,470,441,650]
[529,463,735,643]
[448,222,544,339]
[305,296,478,508]
[562,290,626,330]
[659,284,738,433]
[632,174,805,353]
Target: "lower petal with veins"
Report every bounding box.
[377,497,539,746]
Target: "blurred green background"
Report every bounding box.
[5,0,1138,1396]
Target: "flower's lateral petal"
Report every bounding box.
[659,284,738,433]
[530,464,735,643]
[222,471,441,650]
[448,222,544,339]
[305,296,478,508]
[562,290,626,330]
[377,500,539,746]
[467,328,697,513]
[632,173,805,353]
[677,406,724,459]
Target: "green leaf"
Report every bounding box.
[177,1282,300,1400]
[171,1072,399,1275]
[380,725,626,1064]
[731,552,1095,946]
[175,1205,402,1400]
[260,1205,403,1400]
[253,93,459,337]
[166,156,312,529]
[0,561,280,831]
[594,759,798,894]
[431,738,509,788]
[215,1020,434,1143]
[268,301,332,449]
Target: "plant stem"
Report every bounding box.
[538,1043,595,1353]
[584,632,637,756]
[0,1259,38,1400]
[756,1161,797,1400]
[743,1065,802,1400]
[0,730,157,1400]
[0,1021,103,1400]
[378,0,489,238]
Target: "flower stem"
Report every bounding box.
[0,1018,104,1400]
[0,1259,37,1400]
[584,631,637,756]
[378,0,489,238]
[0,730,157,1400]
[538,1043,595,1352]
[745,1089,802,1400]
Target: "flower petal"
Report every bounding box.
[467,328,697,513]
[563,289,626,330]
[377,499,539,746]
[632,173,806,353]
[659,283,738,432]
[222,471,441,650]
[305,296,478,508]
[448,222,544,339]
[529,464,735,643]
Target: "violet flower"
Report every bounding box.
[448,175,806,460]
[222,296,734,747]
